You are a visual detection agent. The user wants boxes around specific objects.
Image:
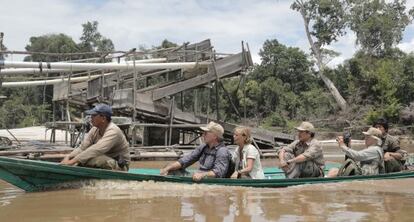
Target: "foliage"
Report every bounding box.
[291,0,348,48]
[291,0,349,111]
[0,32,7,60]
[0,21,114,128]
[347,0,414,57]
[24,34,79,62]
[0,88,51,128]
[219,39,336,127]
[79,21,114,53]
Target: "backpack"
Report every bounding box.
[337,159,362,176]
[225,152,236,178]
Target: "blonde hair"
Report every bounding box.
[234,127,253,144]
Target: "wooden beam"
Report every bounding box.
[151,52,247,101]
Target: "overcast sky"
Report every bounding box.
[1,0,414,66]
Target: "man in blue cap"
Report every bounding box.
[61,104,130,171]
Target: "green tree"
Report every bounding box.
[331,51,406,122]
[398,53,414,105]
[227,39,335,126]
[24,34,79,62]
[158,39,178,49]
[258,39,313,93]
[347,0,414,57]
[79,21,114,52]
[0,32,7,60]
[291,0,349,111]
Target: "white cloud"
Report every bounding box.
[0,0,412,67]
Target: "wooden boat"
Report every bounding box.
[1,156,414,192]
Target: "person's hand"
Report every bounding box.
[279,160,290,172]
[60,155,71,165]
[230,171,239,179]
[60,156,77,165]
[192,172,207,181]
[384,152,394,161]
[336,136,345,147]
[60,155,69,163]
[160,168,169,176]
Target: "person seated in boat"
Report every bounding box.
[278,121,325,178]
[160,121,231,181]
[60,104,130,171]
[230,127,265,179]
[373,118,407,173]
[327,127,384,177]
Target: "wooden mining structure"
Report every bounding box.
[0,39,294,160]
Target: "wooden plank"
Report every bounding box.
[151,52,246,101]
[0,149,73,156]
[113,89,201,124]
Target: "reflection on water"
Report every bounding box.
[2,178,414,221]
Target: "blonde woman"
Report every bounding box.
[231,127,265,179]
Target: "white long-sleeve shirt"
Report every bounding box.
[340,145,384,175]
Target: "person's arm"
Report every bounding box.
[193,170,216,181]
[238,146,258,175]
[385,136,403,160]
[286,154,308,164]
[298,140,322,163]
[238,158,254,175]
[160,161,182,176]
[278,141,296,167]
[194,146,230,181]
[178,144,205,169]
[209,148,230,178]
[61,128,96,165]
[340,146,379,162]
[385,151,403,161]
[73,128,119,164]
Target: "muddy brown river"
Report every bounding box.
[1,142,414,221]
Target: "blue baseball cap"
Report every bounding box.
[85,104,112,117]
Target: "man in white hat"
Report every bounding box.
[278,121,325,178]
[327,127,385,177]
[160,121,231,181]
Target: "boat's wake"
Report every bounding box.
[77,180,250,199]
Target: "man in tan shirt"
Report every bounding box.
[61,104,130,171]
[278,122,325,178]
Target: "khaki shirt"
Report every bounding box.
[282,138,325,168]
[381,134,400,153]
[381,133,408,159]
[69,122,130,164]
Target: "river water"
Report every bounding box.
[1,142,414,221]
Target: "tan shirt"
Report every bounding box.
[282,138,325,168]
[381,133,407,160]
[69,122,130,164]
[381,133,400,153]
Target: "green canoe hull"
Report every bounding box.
[1,156,414,192]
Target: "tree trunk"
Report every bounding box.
[299,5,348,111]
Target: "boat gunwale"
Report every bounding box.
[1,156,414,191]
